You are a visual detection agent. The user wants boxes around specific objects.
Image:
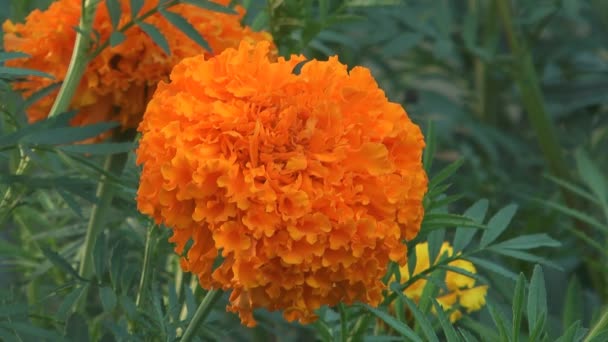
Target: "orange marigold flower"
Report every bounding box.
[136,41,428,327]
[3,0,273,132]
[398,242,488,322]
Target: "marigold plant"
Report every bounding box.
[136,40,427,326]
[2,0,272,131]
[398,241,488,322]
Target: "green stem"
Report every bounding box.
[180,289,222,342]
[48,0,100,118]
[495,0,571,183]
[136,223,156,308]
[338,303,348,342]
[78,153,127,280]
[584,306,608,342]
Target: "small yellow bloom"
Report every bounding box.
[398,241,488,322]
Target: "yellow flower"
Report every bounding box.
[136,41,428,327]
[399,242,488,322]
[3,0,273,138]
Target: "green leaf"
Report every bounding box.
[183,284,197,320]
[458,328,480,342]
[363,305,424,342]
[0,66,55,79]
[22,122,119,145]
[545,174,599,205]
[382,32,423,57]
[575,149,607,206]
[428,159,464,191]
[487,303,509,341]
[138,22,171,55]
[64,313,90,342]
[0,303,28,317]
[120,294,137,318]
[160,9,211,52]
[0,322,63,340]
[556,321,588,342]
[106,0,122,28]
[100,286,117,312]
[40,246,87,282]
[427,228,445,265]
[23,82,62,108]
[468,257,518,280]
[130,0,145,17]
[432,300,460,342]
[538,199,608,234]
[0,51,30,62]
[490,233,560,250]
[422,213,486,233]
[488,248,562,270]
[110,31,126,47]
[480,204,518,248]
[527,266,546,335]
[179,0,237,14]
[453,199,489,251]
[57,286,87,320]
[58,142,135,155]
[512,273,526,342]
[391,284,439,342]
[562,277,582,332]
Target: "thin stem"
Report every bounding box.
[180,289,222,342]
[78,153,127,280]
[584,306,608,342]
[136,223,156,308]
[48,0,100,118]
[338,303,348,342]
[495,0,571,184]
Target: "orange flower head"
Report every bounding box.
[136,41,428,327]
[3,0,273,134]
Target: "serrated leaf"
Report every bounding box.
[106,0,121,28]
[65,313,90,342]
[432,300,460,342]
[100,286,117,312]
[453,199,489,251]
[160,9,211,52]
[179,0,237,14]
[110,31,126,47]
[363,305,424,342]
[540,200,608,233]
[58,142,135,155]
[0,66,55,79]
[22,122,119,145]
[138,22,171,55]
[527,265,547,335]
[480,204,518,247]
[392,286,439,342]
[427,228,445,265]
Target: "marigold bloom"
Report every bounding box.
[136,41,427,326]
[398,242,488,322]
[3,0,272,132]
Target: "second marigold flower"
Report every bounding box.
[136,41,428,326]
